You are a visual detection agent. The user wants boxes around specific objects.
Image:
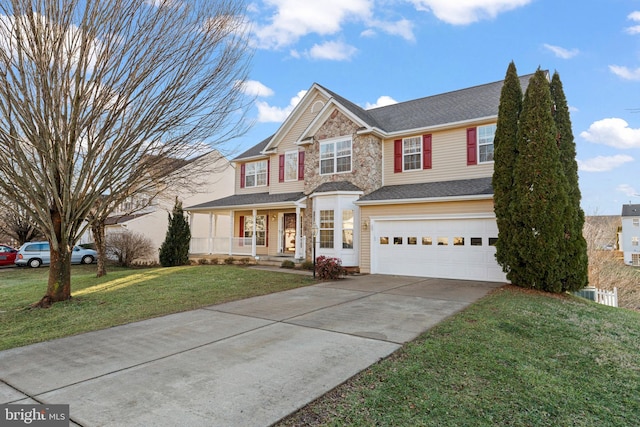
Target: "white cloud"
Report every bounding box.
[609,65,640,80]
[625,11,640,34]
[569,105,579,113]
[365,96,398,109]
[543,43,579,59]
[368,18,415,41]
[256,89,307,123]
[617,183,639,197]
[238,80,274,97]
[580,118,640,149]
[408,0,531,25]
[625,25,640,35]
[577,155,634,172]
[360,28,376,37]
[252,0,372,49]
[307,40,358,61]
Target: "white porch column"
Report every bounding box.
[251,208,257,257]
[294,205,302,259]
[188,213,194,254]
[208,213,213,254]
[229,210,234,256]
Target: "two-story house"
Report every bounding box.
[621,204,640,266]
[186,73,539,282]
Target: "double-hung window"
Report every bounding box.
[342,210,353,249]
[243,215,266,246]
[478,124,496,163]
[320,139,351,175]
[319,210,334,248]
[245,160,268,188]
[284,151,298,181]
[403,136,422,171]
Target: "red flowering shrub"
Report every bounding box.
[315,256,346,280]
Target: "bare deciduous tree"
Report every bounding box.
[0,0,252,306]
[106,231,154,268]
[0,199,44,245]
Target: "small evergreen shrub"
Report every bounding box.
[301,260,314,271]
[281,260,295,269]
[224,257,235,265]
[315,256,346,280]
[240,257,252,265]
[209,258,219,265]
[197,258,209,265]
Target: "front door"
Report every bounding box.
[283,213,296,253]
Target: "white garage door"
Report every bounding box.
[372,217,507,282]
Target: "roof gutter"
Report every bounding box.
[355,193,493,206]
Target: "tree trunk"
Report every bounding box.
[92,220,107,277]
[33,208,72,308]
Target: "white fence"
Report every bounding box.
[574,287,618,308]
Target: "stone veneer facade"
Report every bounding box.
[302,109,383,262]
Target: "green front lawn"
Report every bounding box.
[0,265,313,351]
[278,286,640,427]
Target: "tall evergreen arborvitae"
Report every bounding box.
[159,199,191,267]
[550,72,589,291]
[510,69,569,292]
[493,61,523,283]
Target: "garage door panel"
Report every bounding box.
[373,218,506,282]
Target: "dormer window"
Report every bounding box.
[320,138,352,175]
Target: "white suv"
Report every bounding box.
[15,242,97,268]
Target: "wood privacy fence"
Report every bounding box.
[574,287,618,308]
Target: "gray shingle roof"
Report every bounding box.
[358,177,493,202]
[621,204,640,217]
[311,181,363,193]
[186,191,305,210]
[233,135,273,161]
[236,73,537,160]
[335,74,536,133]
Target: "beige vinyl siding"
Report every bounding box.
[358,199,494,273]
[270,93,327,194]
[383,125,494,186]
[234,158,270,195]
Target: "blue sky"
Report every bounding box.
[228,0,640,215]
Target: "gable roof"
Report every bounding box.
[356,177,493,204]
[235,72,539,161]
[622,204,640,217]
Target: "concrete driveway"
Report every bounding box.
[0,274,502,426]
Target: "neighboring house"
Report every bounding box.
[186,74,541,282]
[621,204,640,266]
[105,150,234,262]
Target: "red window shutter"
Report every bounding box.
[394,139,402,173]
[279,154,285,182]
[298,151,305,180]
[267,159,270,186]
[240,164,245,188]
[238,216,244,246]
[466,127,477,166]
[422,134,432,169]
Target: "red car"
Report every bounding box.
[0,245,18,266]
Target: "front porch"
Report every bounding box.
[185,192,309,260]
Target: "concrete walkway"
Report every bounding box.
[0,274,502,427]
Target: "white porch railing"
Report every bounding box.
[189,237,252,256]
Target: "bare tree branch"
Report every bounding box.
[0,0,252,305]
